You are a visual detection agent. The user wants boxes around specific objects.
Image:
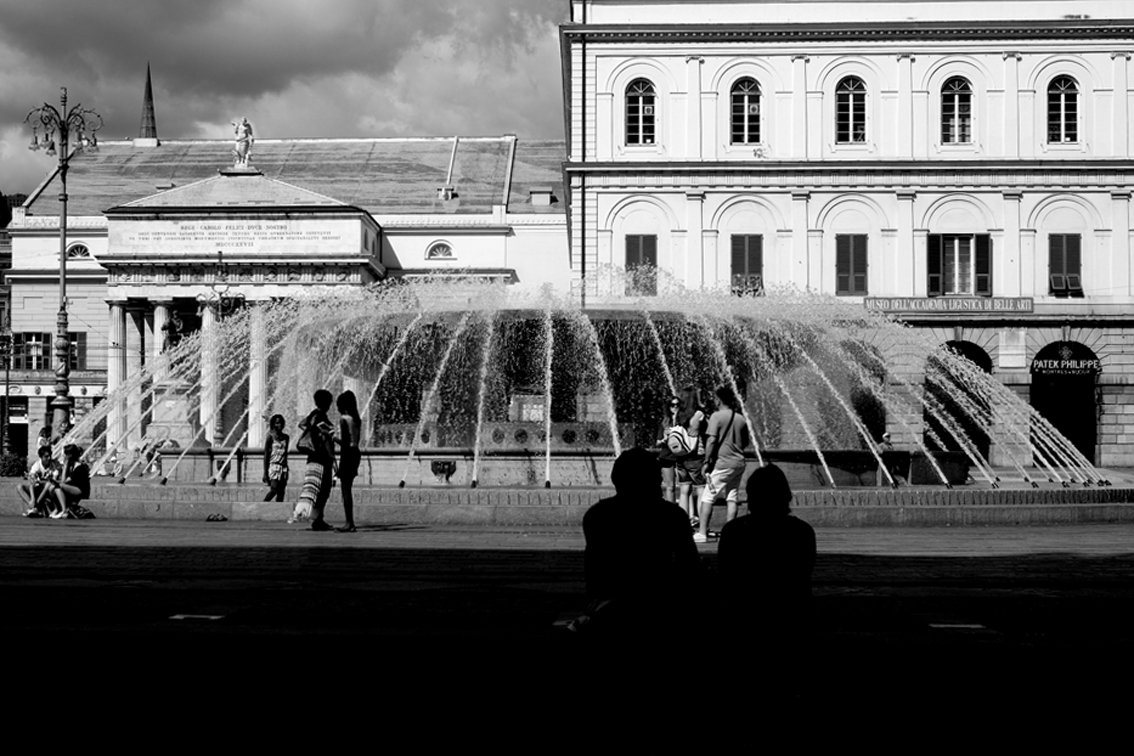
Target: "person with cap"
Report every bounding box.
[49,444,93,519]
[578,447,701,641]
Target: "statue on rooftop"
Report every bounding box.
[231,117,254,168]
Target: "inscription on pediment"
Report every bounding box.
[109,217,370,257]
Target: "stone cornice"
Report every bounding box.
[565,161,1134,190]
[561,20,1134,45]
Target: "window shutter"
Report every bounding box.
[642,235,657,268]
[1049,235,1067,293]
[927,235,943,296]
[975,234,992,296]
[750,235,763,278]
[852,235,868,294]
[731,235,747,277]
[1066,234,1083,295]
[1066,234,1081,277]
[626,235,641,267]
[836,235,851,294]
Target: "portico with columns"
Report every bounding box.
[98,168,385,455]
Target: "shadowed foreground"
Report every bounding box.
[3,520,1132,717]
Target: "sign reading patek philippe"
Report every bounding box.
[864,297,1034,313]
[110,218,358,256]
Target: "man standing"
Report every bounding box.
[695,386,750,544]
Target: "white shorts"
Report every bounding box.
[699,462,745,505]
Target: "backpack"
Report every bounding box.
[665,425,694,457]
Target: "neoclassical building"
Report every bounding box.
[4,80,567,456]
[561,0,1134,465]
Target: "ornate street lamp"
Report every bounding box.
[26,87,102,437]
[195,251,246,317]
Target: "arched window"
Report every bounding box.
[426,241,453,259]
[66,243,90,259]
[626,79,656,145]
[941,77,972,144]
[730,77,761,144]
[836,77,867,143]
[1047,76,1079,143]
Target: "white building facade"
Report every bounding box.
[561,0,1134,465]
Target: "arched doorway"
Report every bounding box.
[924,340,992,460]
[1030,341,1099,464]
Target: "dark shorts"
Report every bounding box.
[675,456,706,486]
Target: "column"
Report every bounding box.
[1113,53,1131,157]
[791,55,809,159]
[248,302,267,449]
[126,304,146,448]
[151,300,171,382]
[199,305,219,446]
[1002,191,1022,296]
[686,191,705,288]
[703,230,719,289]
[1003,53,1021,159]
[896,192,916,294]
[685,56,704,160]
[807,229,824,292]
[897,54,914,159]
[791,191,810,288]
[1114,192,1132,295]
[107,303,127,455]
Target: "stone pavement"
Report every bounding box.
[4,517,1132,714]
[3,517,1133,555]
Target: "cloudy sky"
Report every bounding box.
[0,0,566,195]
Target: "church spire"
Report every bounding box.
[138,63,159,142]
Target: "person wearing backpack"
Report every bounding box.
[671,386,707,530]
[695,385,750,544]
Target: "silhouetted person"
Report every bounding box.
[580,448,700,642]
[718,464,816,645]
[296,389,336,531]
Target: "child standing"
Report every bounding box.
[263,414,290,503]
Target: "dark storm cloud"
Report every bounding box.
[0,0,560,95]
[0,0,565,193]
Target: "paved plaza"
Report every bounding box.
[3,514,1132,715]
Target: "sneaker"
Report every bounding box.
[692,532,708,543]
[23,509,42,518]
[311,519,334,532]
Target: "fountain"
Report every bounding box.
[58,277,1110,501]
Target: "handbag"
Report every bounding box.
[295,426,315,454]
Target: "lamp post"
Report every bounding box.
[0,328,11,455]
[26,87,102,438]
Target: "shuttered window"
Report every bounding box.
[626,234,658,296]
[1049,234,1083,297]
[69,332,87,371]
[730,235,763,296]
[835,235,868,295]
[928,235,992,296]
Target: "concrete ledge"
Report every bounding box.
[2,479,1133,526]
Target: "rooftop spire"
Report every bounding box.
[138,63,158,142]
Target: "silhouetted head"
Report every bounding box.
[715,385,740,411]
[336,390,360,420]
[745,463,792,515]
[63,443,83,460]
[37,446,53,461]
[269,414,286,431]
[610,447,662,496]
[313,389,333,411]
